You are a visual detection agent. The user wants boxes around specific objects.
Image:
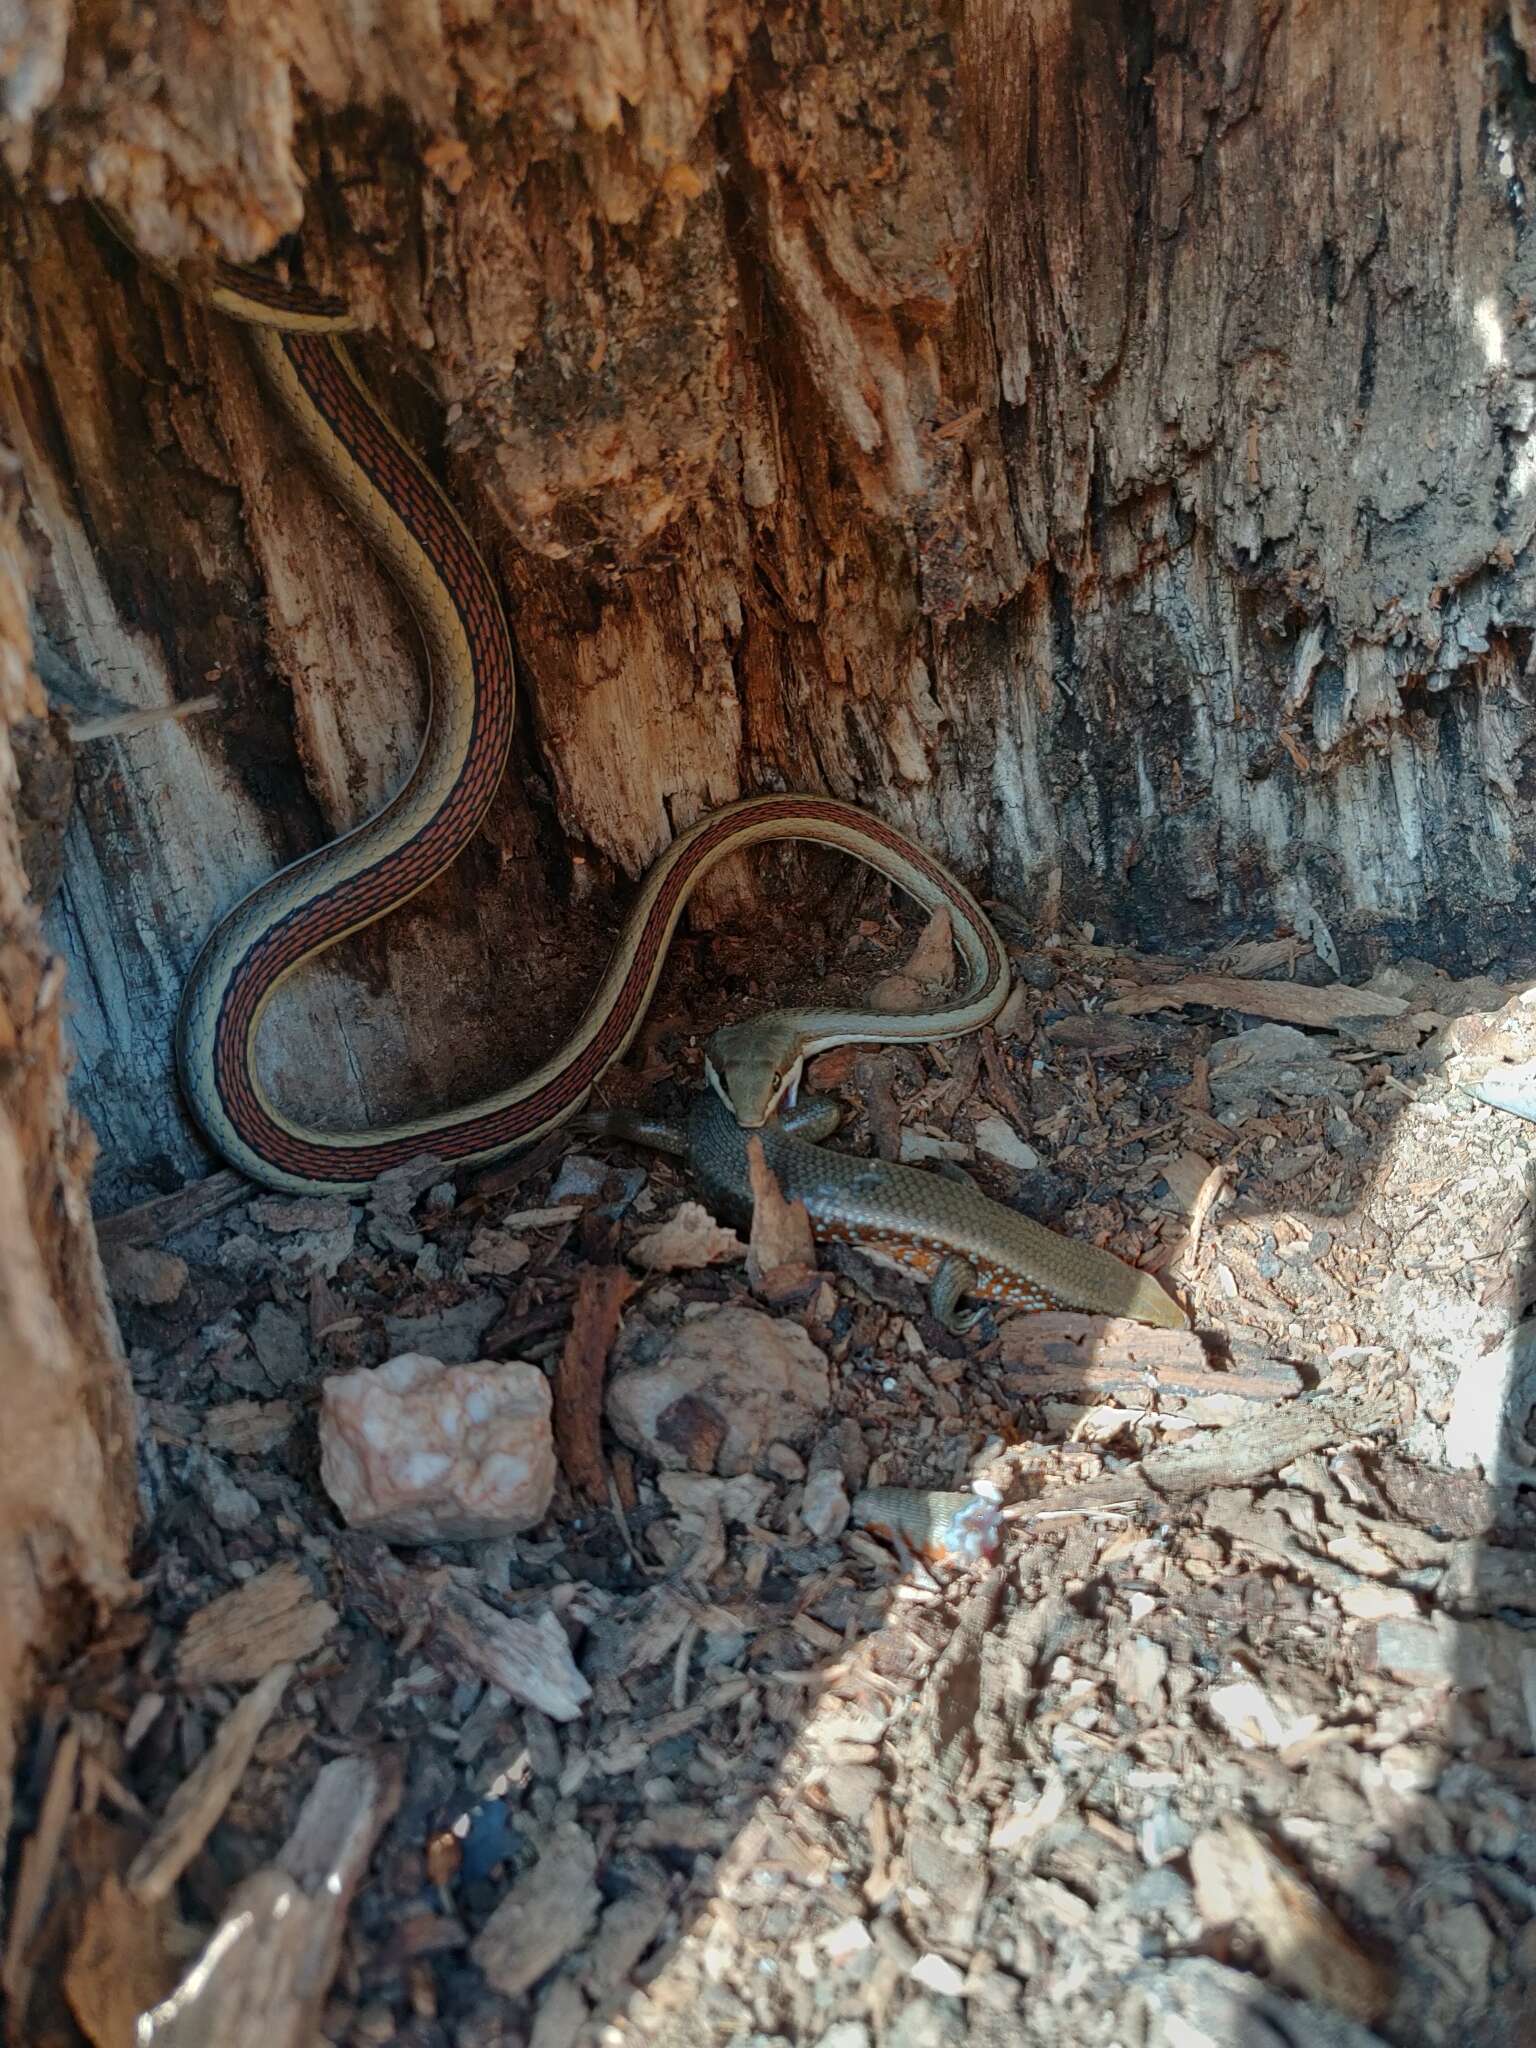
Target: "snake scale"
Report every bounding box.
[118,220,1183,1327]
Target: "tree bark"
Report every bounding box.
[1,0,1535,1776]
[0,433,134,1853]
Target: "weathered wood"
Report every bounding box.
[2,4,1534,1203]
[0,413,135,1856]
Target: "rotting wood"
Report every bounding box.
[1002,1388,1397,1521]
[136,1754,399,2048]
[429,1585,593,1722]
[1108,975,1408,1029]
[127,1663,293,1905]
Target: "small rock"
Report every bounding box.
[181,1444,261,1531]
[382,1293,501,1364]
[898,1130,969,1165]
[549,1154,609,1201]
[247,1301,312,1388]
[909,1954,966,1998]
[972,1115,1039,1169]
[822,1919,874,1963]
[607,1307,830,1476]
[814,2024,872,2048]
[1116,1635,1170,1706]
[463,1227,532,1277]
[103,1243,188,1307]
[800,1467,852,1540]
[764,1441,807,1481]
[319,1353,556,1542]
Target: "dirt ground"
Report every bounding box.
[9,901,1536,2048]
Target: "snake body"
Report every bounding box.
[140,242,1011,1195]
[582,1093,1187,1330]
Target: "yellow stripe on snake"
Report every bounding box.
[119,232,1012,1199]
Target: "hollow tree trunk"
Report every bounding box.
[2,0,1535,1779]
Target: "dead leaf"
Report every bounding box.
[745,1136,816,1294]
[631,1202,745,1272]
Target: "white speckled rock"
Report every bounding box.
[319,1353,555,1542]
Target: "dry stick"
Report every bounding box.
[555,1264,637,1504]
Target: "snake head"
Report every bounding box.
[704,1018,805,1126]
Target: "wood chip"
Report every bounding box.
[1004,1389,1393,1519]
[431,1585,592,1721]
[997,1315,1299,1404]
[64,1874,179,2048]
[1,1720,81,2024]
[177,1563,338,1687]
[1107,973,1406,1027]
[554,1264,638,1502]
[202,1399,295,1456]
[870,905,955,1009]
[470,1823,601,1997]
[138,1755,398,2047]
[95,1169,247,1247]
[1189,1816,1392,2021]
[129,1664,294,1904]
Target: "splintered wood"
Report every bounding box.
[138,1758,398,2047]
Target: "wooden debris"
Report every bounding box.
[95,1168,247,1246]
[1005,1388,1393,1518]
[554,1264,638,1502]
[870,904,955,1009]
[1107,972,1406,1027]
[430,1585,592,1721]
[1189,1817,1392,2021]
[176,1563,338,1687]
[128,1663,293,1904]
[63,1874,179,2046]
[996,1315,1300,1404]
[1,1719,81,2026]
[137,1756,398,2047]
[470,1822,601,1997]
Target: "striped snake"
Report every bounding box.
[119,229,1011,1196]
